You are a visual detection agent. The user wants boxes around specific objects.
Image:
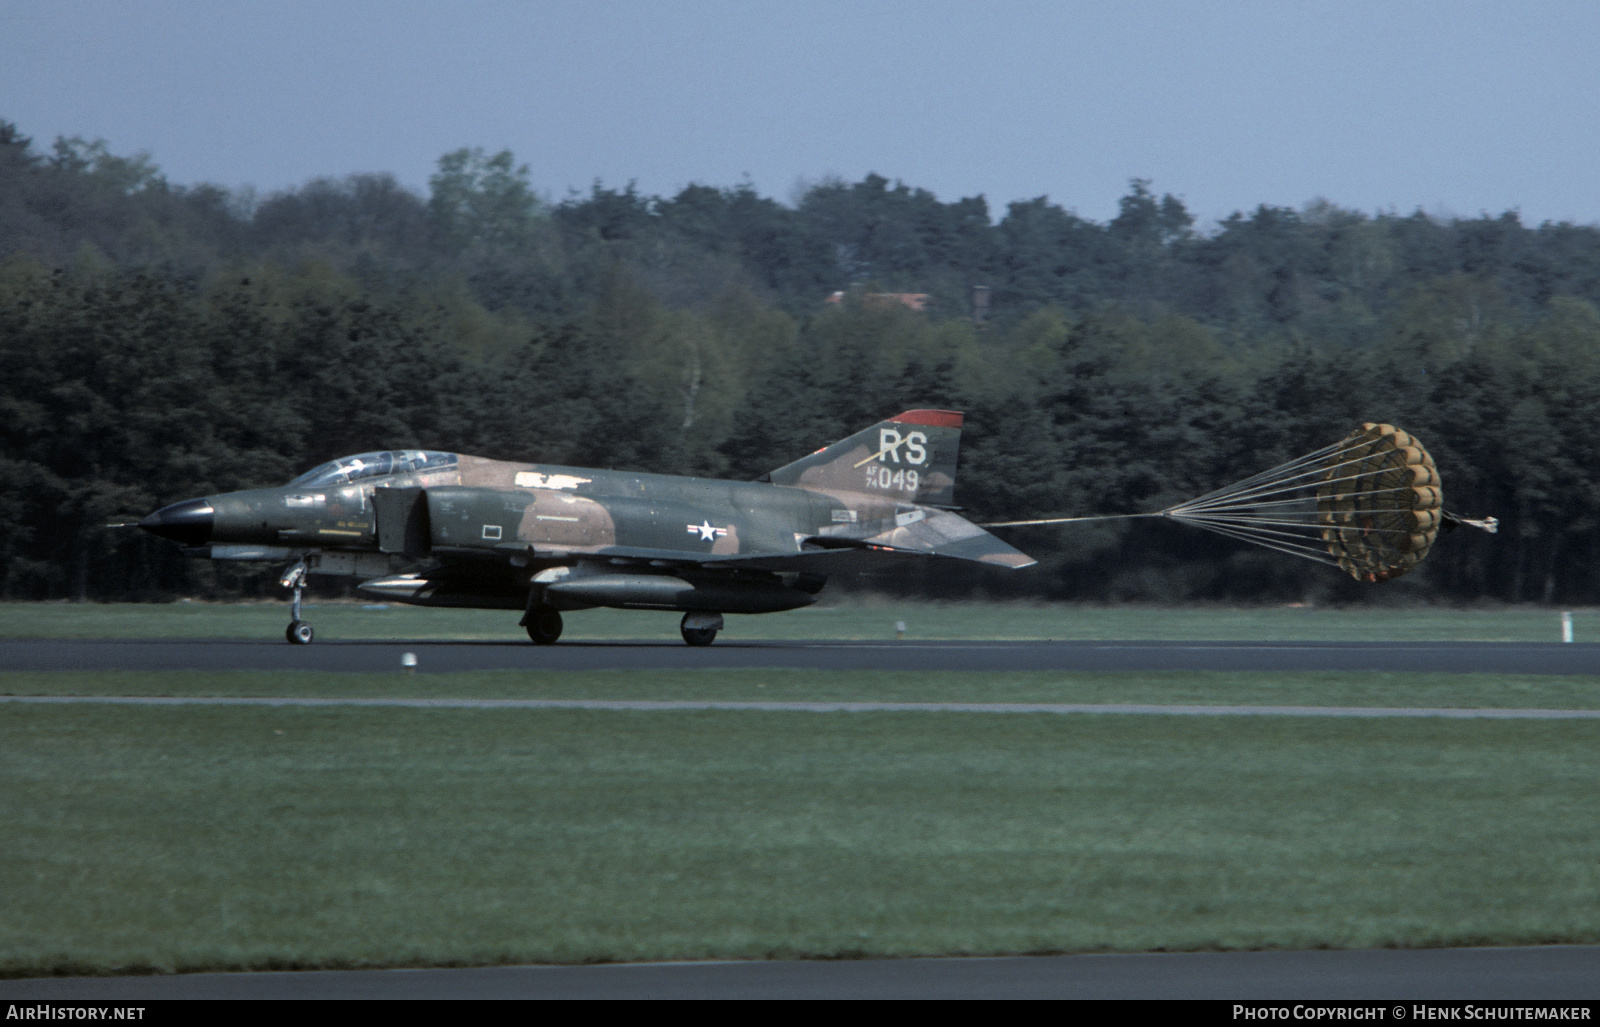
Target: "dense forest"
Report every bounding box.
[3,119,1597,604]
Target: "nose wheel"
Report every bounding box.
[281,560,314,644]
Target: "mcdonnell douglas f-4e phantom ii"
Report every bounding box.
[137,410,1034,645]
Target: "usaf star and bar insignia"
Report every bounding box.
[687,520,728,542]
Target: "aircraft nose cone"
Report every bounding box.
[138,499,214,545]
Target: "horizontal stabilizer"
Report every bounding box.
[723,507,1036,572]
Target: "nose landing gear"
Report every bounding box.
[281,560,314,644]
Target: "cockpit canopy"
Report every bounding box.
[287,450,458,488]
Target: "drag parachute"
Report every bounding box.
[1316,423,1441,581]
[985,422,1497,582]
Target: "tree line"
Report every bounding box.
[1,120,1594,604]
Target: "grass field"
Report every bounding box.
[4,668,1600,710]
[7,599,1598,975]
[4,698,1598,976]
[1,599,1595,642]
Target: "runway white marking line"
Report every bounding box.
[796,642,1573,652]
[4,697,1600,718]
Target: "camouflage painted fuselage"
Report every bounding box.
[141,410,1034,616]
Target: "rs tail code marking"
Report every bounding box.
[854,429,929,468]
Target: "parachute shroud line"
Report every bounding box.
[983,423,1491,583]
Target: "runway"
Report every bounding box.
[2,946,1596,999]
[6,695,1600,718]
[4,637,1599,674]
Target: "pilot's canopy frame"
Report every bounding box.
[287,450,457,488]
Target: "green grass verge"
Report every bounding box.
[5,669,1600,710]
[4,704,1598,975]
[2,600,1597,642]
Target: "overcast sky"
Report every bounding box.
[4,0,1597,226]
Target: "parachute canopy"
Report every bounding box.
[985,422,1496,583]
[1317,424,1440,581]
[1165,422,1442,582]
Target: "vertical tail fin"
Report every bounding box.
[766,410,963,507]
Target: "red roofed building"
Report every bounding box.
[825,290,931,312]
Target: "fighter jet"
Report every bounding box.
[137,410,1034,645]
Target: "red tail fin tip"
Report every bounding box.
[889,409,963,428]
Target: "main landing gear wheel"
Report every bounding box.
[681,626,717,646]
[286,620,314,645]
[525,606,563,645]
[680,612,722,647]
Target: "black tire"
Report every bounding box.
[286,620,314,645]
[681,626,718,647]
[525,606,563,645]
